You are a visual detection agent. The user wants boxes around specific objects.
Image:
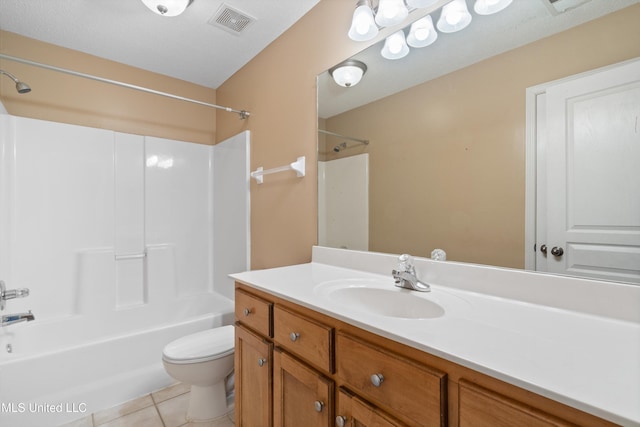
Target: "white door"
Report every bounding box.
[544,59,640,283]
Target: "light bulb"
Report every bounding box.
[348,1,378,41]
[437,0,472,33]
[474,0,512,15]
[375,0,409,27]
[381,30,409,60]
[407,15,437,48]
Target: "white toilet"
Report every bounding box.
[162,325,235,422]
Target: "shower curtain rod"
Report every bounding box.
[318,129,369,144]
[0,53,250,119]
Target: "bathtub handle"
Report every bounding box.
[243,308,253,317]
[258,358,267,367]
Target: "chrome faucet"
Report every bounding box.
[1,310,35,327]
[392,254,431,292]
[1,280,31,311]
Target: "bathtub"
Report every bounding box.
[0,294,234,427]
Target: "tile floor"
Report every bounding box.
[59,383,234,427]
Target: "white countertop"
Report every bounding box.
[231,247,640,426]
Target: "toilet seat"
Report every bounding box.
[162,325,234,364]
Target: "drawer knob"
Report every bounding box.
[336,415,347,427]
[370,373,384,387]
[289,332,300,342]
[314,400,325,412]
[243,308,252,316]
[257,358,267,367]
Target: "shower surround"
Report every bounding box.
[0,114,250,427]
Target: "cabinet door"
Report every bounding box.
[337,388,409,427]
[459,380,575,427]
[273,348,334,427]
[235,325,273,427]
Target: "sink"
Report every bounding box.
[314,278,465,319]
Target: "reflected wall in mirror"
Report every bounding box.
[318,1,640,278]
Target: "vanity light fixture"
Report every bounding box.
[375,0,410,27]
[329,60,368,87]
[406,15,438,48]
[140,0,193,17]
[381,30,410,60]
[473,0,513,15]
[437,0,472,33]
[348,0,379,41]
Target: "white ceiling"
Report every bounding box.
[0,0,320,89]
[319,0,639,118]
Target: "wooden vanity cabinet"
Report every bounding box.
[235,325,273,427]
[337,388,410,427]
[235,283,618,427]
[273,348,334,427]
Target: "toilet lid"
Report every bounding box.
[162,325,234,364]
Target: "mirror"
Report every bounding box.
[317,0,640,280]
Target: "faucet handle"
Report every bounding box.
[397,254,415,272]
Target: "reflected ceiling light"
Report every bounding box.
[406,15,438,48]
[437,0,472,33]
[140,0,193,17]
[375,0,409,27]
[329,60,368,87]
[348,0,379,41]
[474,0,513,15]
[406,0,440,7]
[381,30,410,60]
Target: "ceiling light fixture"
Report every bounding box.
[140,0,193,17]
[437,0,472,33]
[348,0,379,42]
[473,0,513,15]
[329,60,368,87]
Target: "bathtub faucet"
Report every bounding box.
[1,310,35,327]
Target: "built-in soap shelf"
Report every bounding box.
[251,156,305,184]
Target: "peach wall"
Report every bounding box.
[0,30,217,144]
[218,2,640,269]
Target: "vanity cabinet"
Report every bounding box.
[234,283,617,427]
[273,348,334,426]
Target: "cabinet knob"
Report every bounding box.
[314,400,324,412]
[551,246,564,257]
[370,373,384,387]
[289,332,300,342]
[257,358,267,367]
[336,415,347,427]
[540,244,547,254]
[243,308,252,316]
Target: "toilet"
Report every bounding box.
[162,325,235,422]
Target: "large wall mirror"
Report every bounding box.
[317,0,640,283]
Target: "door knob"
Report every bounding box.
[540,244,547,255]
[551,246,564,257]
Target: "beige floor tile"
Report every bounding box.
[180,413,234,427]
[93,395,154,426]
[156,392,190,427]
[98,406,163,427]
[151,382,190,404]
[57,415,94,427]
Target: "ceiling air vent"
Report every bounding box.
[540,0,593,15]
[209,4,255,34]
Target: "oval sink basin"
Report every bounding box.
[314,278,464,320]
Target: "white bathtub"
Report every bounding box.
[0,295,234,427]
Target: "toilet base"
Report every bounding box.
[186,382,230,422]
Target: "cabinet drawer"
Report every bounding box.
[336,332,446,427]
[274,306,334,373]
[459,380,575,427]
[235,289,273,337]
